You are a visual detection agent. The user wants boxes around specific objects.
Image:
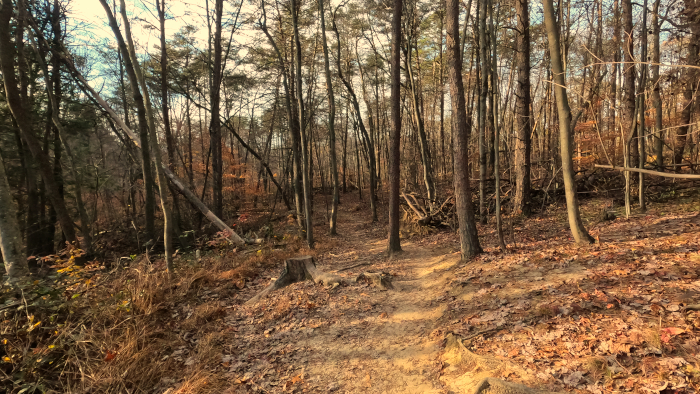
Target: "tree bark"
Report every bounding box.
[291,0,315,247]
[490,0,506,251]
[513,0,532,216]
[318,0,339,235]
[101,0,175,268]
[542,0,594,244]
[638,0,648,211]
[210,0,224,217]
[652,0,663,169]
[674,0,700,169]
[0,0,79,249]
[28,29,93,255]
[446,0,483,259]
[0,149,25,280]
[157,0,182,227]
[259,4,304,228]
[478,0,488,224]
[387,0,402,255]
[623,0,637,166]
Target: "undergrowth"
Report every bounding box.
[0,233,307,394]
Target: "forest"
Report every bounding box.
[1,0,700,391]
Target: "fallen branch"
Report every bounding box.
[594,164,700,179]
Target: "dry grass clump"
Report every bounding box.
[1,235,304,393]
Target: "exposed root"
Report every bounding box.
[440,333,561,394]
[245,256,344,305]
[355,271,394,290]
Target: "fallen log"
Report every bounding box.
[594,164,700,179]
[245,256,344,305]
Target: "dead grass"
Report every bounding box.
[0,229,312,393]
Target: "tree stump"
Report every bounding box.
[245,256,344,305]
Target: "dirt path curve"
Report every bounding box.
[300,234,460,393]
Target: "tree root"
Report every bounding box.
[245,256,344,305]
[355,271,394,290]
[441,333,562,394]
[245,257,394,305]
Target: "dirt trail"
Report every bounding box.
[300,239,460,393]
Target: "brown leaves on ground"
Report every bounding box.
[439,197,700,393]
[3,195,699,394]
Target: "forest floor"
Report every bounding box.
[168,192,700,394]
[3,191,700,394]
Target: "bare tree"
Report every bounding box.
[446,0,482,259]
[542,0,594,244]
[291,0,315,247]
[513,0,531,216]
[387,0,402,255]
[318,0,339,235]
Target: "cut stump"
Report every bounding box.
[245,256,344,305]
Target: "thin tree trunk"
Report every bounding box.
[28,30,93,255]
[652,0,663,169]
[478,0,488,224]
[318,0,339,235]
[446,0,482,259]
[0,0,79,248]
[404,43,436,203]
[638,0,648,211]
[260,4,304,228]
[542,0,594,244]
[388,0,402,254]
[157,0,182,228]
[623,0,638,167]
[332,18,378,221]
[490,0,506,251]
[291,0,314,247]
[101,0,175,268]
[0,148,25,280]
[513,0,532,216]
[210,0,224,217]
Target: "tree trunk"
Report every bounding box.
[291,0,315,247]
[332,19,378,222]
[100,0,175,268]
[542,0,594,244]
[318,0,339,235]
[490,0,506,251]
[405,44,436,203]
[0,149,25,280]
[446,0,483,259]
[623,0,637,167]
[638,0,648,211]
[513,0,532,216]
[652,0,663,169]
[210,0,224,217]
[0,0,79,249]
[388,0,402,255]
[674,0,699,170]
[259,4,304,228]
[28,28,93,255]
[478,0,488,224]
[157,0,182,228]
